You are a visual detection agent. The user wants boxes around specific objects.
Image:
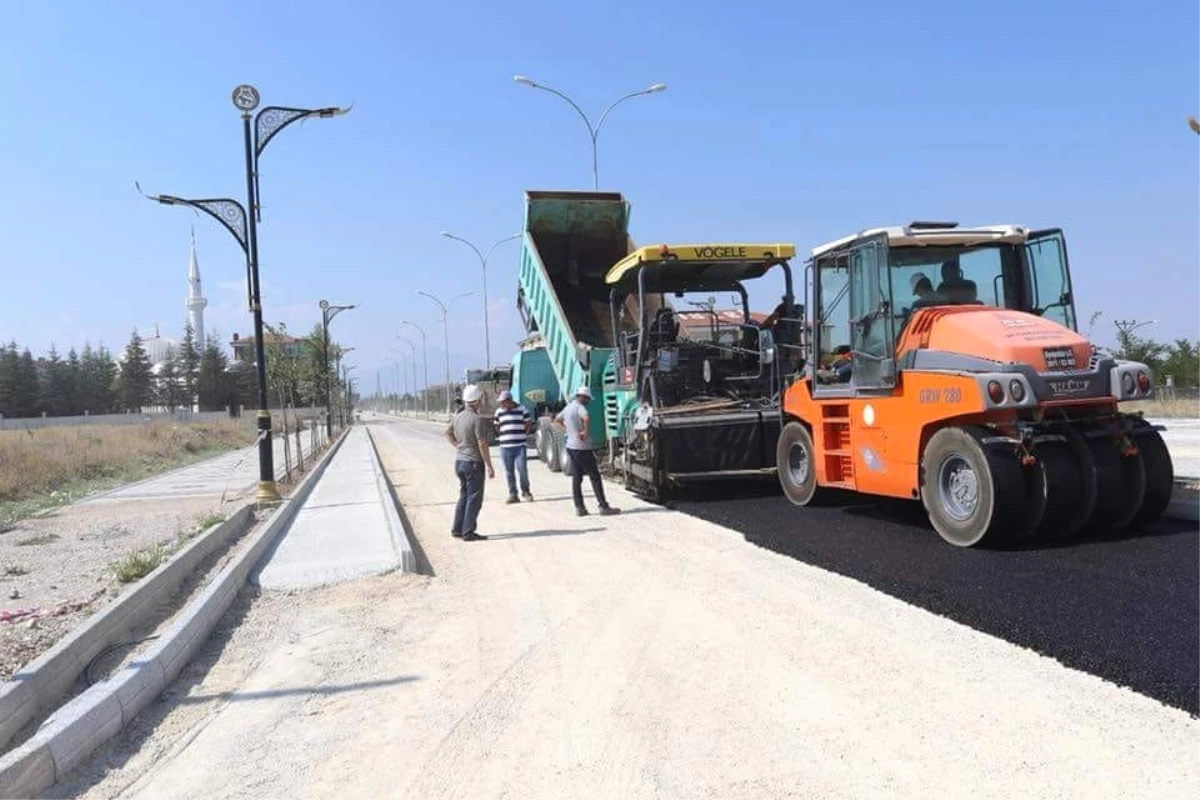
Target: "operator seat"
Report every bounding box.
[936,260,978,303]
[648,307,679,347]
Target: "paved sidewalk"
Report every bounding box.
[252,425,413,590]
[80,432,319,504]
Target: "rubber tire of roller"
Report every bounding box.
[776,421,826,506]
[921,426,1032,548]
[1083,432,1146,532]
[1130,425,1174,529]
[1032,439,1090,542]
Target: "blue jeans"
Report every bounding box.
[501,446,530,497]
[452,459,485,535]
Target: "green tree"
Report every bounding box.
[64,347,81,415]
[118,330,154,412]
[156,346,186,410]
[197,334,232,412]
[179,321,201,410]
[96,345,120,413]
[0,343,19,418]
[14,349,39,418]
[38,345,70,416]
[1161,339,1200,388]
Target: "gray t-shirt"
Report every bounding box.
[555,400,593,451]
[447,409,490,462]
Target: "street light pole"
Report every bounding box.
[439,232,521,369]
[395,336,419,416]
[320,300,356,437]
[401,321,430,417]
[417,290,474,417]
[139,85,349,505]
[513,75,667,190]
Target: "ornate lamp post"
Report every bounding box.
[137,84,349,504]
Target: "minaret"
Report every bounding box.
[186,227,207,347]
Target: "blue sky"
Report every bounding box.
[0,0,1196,394]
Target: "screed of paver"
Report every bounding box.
[54,417,1199,800]
[252,426,402,591]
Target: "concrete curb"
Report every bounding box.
[0,503,255,752]
[364,427,416,574]
[0,429,351,799]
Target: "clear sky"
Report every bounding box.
[1,0,1196,394]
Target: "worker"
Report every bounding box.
[911,272,936,302]
[444,384,494,542]
[493,390,534,503]
[554,386,621,517]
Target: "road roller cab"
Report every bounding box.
[778,222,1173,547]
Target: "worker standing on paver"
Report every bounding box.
[445,384,494,541]
[554,386,621,517]
[494,390,534,504]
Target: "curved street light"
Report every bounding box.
[513,75,667,189]
[439,231,521,369]
[417,290,475,416]
[400,321,430,417]
[394,336,420,415]
[320,300,356,437]
[136,85,350,505]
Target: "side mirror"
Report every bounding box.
[760,329,776,365]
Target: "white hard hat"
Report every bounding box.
[575,385,592,399]
[462,384,482,403]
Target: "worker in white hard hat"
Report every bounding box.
[444,383,494,541]
[553,385,620,517]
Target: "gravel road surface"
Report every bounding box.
[53,418,1198,800]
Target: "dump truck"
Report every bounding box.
[777,222,1173,546]
[602,243,804,500]
[509,190,644,477]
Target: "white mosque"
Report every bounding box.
[118,229,208,374]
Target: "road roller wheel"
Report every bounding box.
[1033,436,1094,542]
[921,426,1036,547]
[1082,431,1146,533]
[1130,425,1174,529]
[777,421,828,506]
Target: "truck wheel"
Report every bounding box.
[921,426,1028,547]
[546,427,563,473]
[560,435,575,477]
[776,421,825,506]
[535,423,551,463]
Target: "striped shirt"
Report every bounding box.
[493,405,532,449]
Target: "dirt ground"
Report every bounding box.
[0,496,229,681]
[48,417,1200,799]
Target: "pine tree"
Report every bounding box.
[38,345,68,416]
[118,330,154,412]
[179,321,201,411]
[156,346,185,410]
[77,343,102,415]
[0,343,19,418]
[14,349,39,418]
[96,346,120,413]
[64,347,81,416]
[197,334,231,412]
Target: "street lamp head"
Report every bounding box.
[316,103,353,118]
[646,83,668,93]
[513,75,537,87]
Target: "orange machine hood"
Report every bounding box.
[911,307,1091,372]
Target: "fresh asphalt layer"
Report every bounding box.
[669,481,1199,716]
